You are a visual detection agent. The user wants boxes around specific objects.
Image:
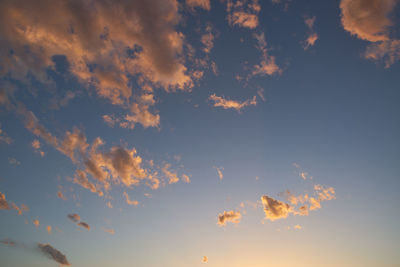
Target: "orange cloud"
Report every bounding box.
[252,33,282,76]
[202,256,209,263]
[0,0,197,130]
[47,225,52,234]
[340,0,399,67]
[123,192,139,206]
[33,219,40,228]
[209,94,257,112]
[303,16,319,50]
[67,214,80,223]
[186,0,211,10]
[213,166,224,180]
[217,210,241,226]
[201,25,214,54]
[77,221,90,231]
[102,227,115,235]
[340,0,395,42]
[0,192,10,210]
[162,163,180,184]
[227,0,261,29]
[261,195,292,221]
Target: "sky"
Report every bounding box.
[0,0,400,266]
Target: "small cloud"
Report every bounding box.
[0,192,11,210]
[251,33,282,76]
[226,0,261,29]
[77,221,90,231]
[294,224,302,230]
[33,219,40,228]
[57,191,67,200]
[213,166,224,180]
[261,195,292,221]
[123,192,139,206]
[67,214,80,223]
[186,0,211,10]
[217,210,241,226]
[303,16,318,50]
[202,256,208,263]
[31,139,45,156]
[38,243,70,266]
[102,227,115,235]
[181,174,191,183]
[46,225,52,234]
[0,124,13,144]
[106,201,113,208]
[0,238,16,246]
[209,94,256,112]
[162,163,179,184]
[8,157,20,165]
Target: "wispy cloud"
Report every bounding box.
[303,16,318,50]
[226,0,261,29]
[123,192,139,206]
[209,94,256,112]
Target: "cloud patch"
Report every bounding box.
[209,94,256,112]
[217,210,241,226]
[38,243,70,266]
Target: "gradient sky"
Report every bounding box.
[1,0,400,266]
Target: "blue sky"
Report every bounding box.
[1,0,400,266]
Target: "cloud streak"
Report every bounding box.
[209,94,256,112]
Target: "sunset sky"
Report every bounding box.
[1,0,400,266]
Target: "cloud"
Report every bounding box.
[0,0,199,129]
[214,166,224,180]
[186,0,211,10]
[38,243,70,266]
[31,139,45,156]
[0,123,13,144]
[8,157,20,165]
[263,184,336,221]
[12,203,29,215]
[33,219,40,228]
[261,195,292,221]
[182,174,191,183]
[364,39,400,68]
[73,170,103,197]
[226,0,261,29]
[202,256,208,263]
[77,221,90,231]
[303,16,319,50]
[102,227,115,235]
[294,224,302,230]
[46,226,52,234]
[340,0,395,42]
[0,238,16,246]
[0,192,28,215]
[123,192,139,206]
[252,33,282,76]
[340,0,400,67]
[162,163,180,184]
[201,25,215,54]
[209,94,257,112]
[57,191,67,200]
[217,210,241,226]
[0,192,10,210]
[68,213,90,230]
[67,214,80,223]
